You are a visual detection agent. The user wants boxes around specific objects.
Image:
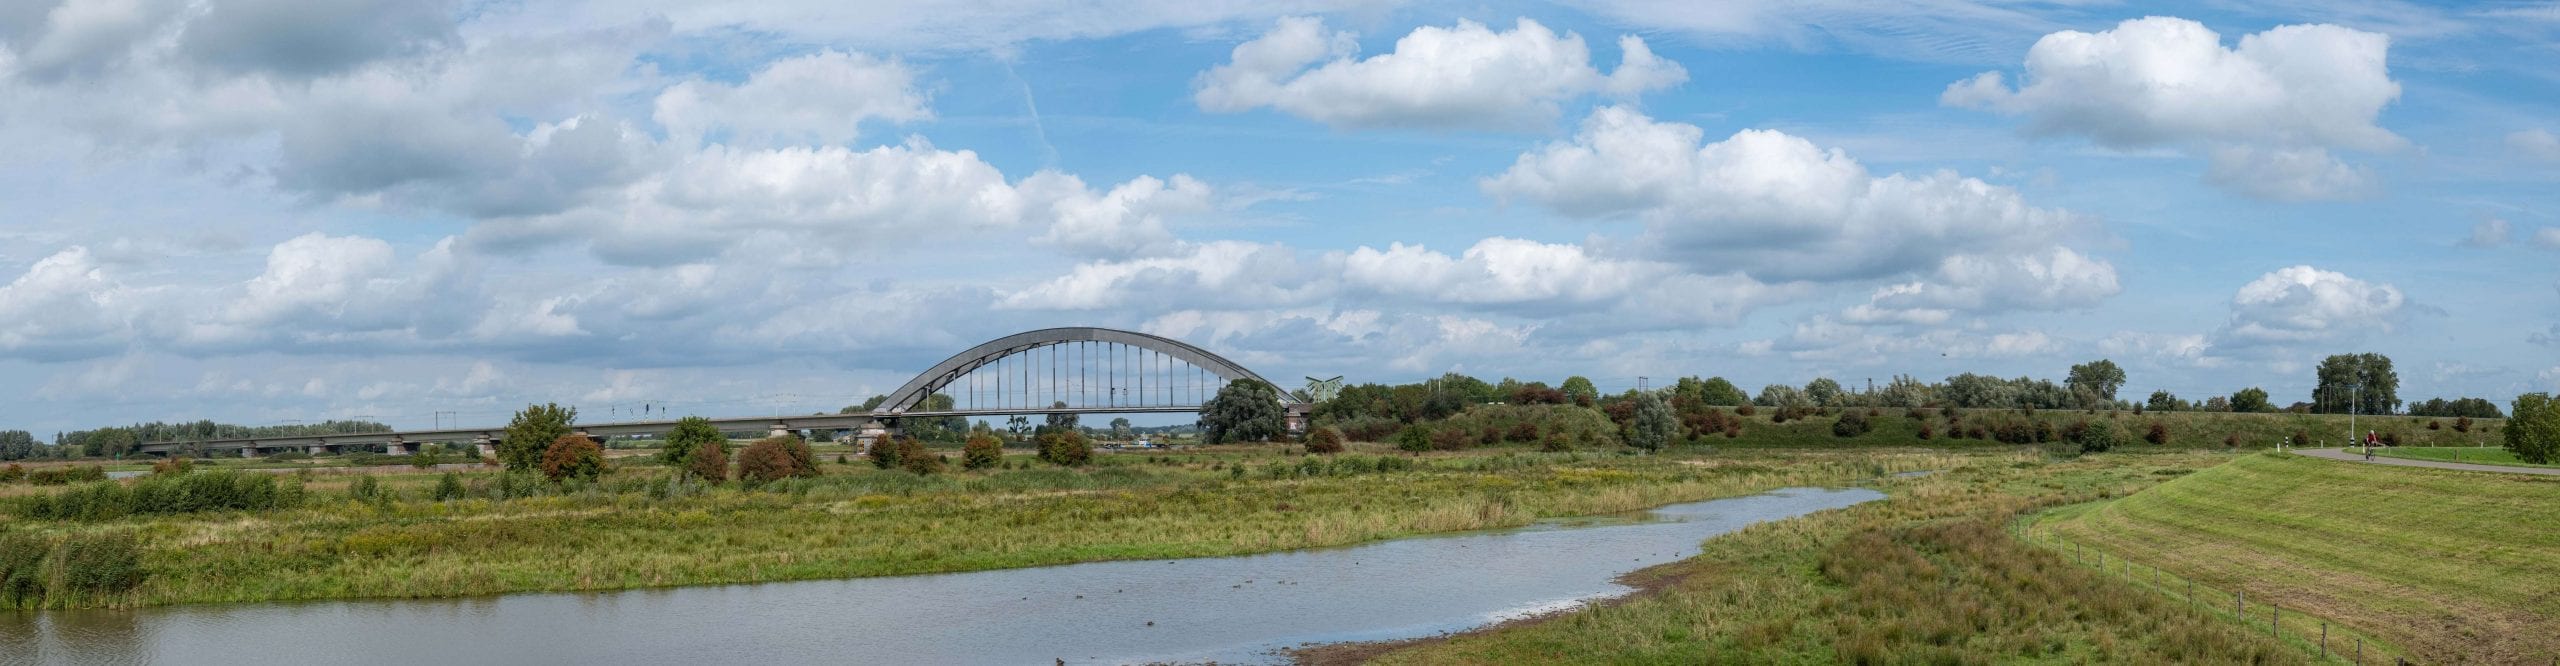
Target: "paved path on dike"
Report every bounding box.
[2291,448,2560,477]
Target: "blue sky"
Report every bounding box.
[0,0,2555,433]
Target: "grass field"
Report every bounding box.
[1350,450,2329,665]
[2038,453,2560,664]
[2369,445,2557,468]
[0,445,1959,609]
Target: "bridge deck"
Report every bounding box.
[136,406,1211,454]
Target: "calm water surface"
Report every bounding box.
[0,486,1881,665]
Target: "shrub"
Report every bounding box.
[432,473,466,501]
[149,457,192,476]
[2144,421,2170,446]
[2454,416,2473,433]
[2426,420,2441,430]
[0,531,46,607]
[2379,431,2401,447]
[56,532,146,598]
[686,440,730,484]
[1831,411,1872,438]
[1723,422,1741,439]
[778,438,819,479]
[896,439,942,475]
[1429,427,1474,451]
[1735,404,1757,417]
[1627,393,1678,451]
[1330,416,1404,443]
[2073,421,2123,454]
[1539,431,1570,452]
[2291,429,2311,448]
[2224,434,2240,448]
[736,439,800,485]
[1504,421,1540,444]
[539,435,606,482]
[1036,430,1093,466]
[1904,408,1928,421]
[1917,423,1934,440]
[866,435,901,470]
[0,464,21,483]
[500,403,577,473]
[962,433,1003,470]
[349,475,381,501]
[1393,426,1432,452]
[1305,427,1345,454]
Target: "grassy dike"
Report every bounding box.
[0,446,1958,609]
[1343,451,2325,665]
[2038,453,2560,664]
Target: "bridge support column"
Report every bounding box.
[240,446,259,458]
[307,445,326,456]
[769,424,792,439]
[474,437,496,459]
[386,440,410,456]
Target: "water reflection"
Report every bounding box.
[3,487,1880,666]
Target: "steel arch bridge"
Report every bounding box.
[870,326,1296,420]
[134,326,1307,457]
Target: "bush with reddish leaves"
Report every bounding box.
[1305,427,1346,454]
[538,434,604,482]
[686,440,728,484]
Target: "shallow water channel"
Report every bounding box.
[2,486,1881,665]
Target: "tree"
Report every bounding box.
[2313,353,2400,415]
[501,403,576,472]
[1804,378,1845,408]
[1004,415,1033,442]
[1043,401,1079,430]
[962,433,1002,470]
[2230,387,2273,413]
[1698,377,1748,406]
[658,417,725,467]
[2066,360,2127,403]
[2202,396,2231,412]
[538,434,605,482]
[1036,429,1093,466]
[1200,379,1287,444]
[1561,376,1600,406]
[1753,384,1807,408]
[1626,392,1678,451]
[2506,393,2560,464]
[2146,390,2183,412]
[1108,417,1134,442]
[0,430,36,461]
[686,440,729,484]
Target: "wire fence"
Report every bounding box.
[2011,517,2418,665]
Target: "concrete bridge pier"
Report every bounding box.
[386,439,410,456]
[240,446,259,458]
[474,437,496,458]
[306,444,327,456]
[768,424,793,439]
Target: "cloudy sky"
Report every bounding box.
[2,0,2556,433]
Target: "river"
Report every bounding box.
[0,486,1882,665]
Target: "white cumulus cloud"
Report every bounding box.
[1485,106,2096,286]
[2220,265,2405,346]
[1946,17,2402,200]
[1195,17,1684,129]
[653,50,930,147]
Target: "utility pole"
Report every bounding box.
[1637,376,1649,392]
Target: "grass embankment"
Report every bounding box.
[1707,408,2499,450]
[2369,446,2557,468]
[1351,450,2323,664]
[2040,454,2560,664]
[0,446,1950,609]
